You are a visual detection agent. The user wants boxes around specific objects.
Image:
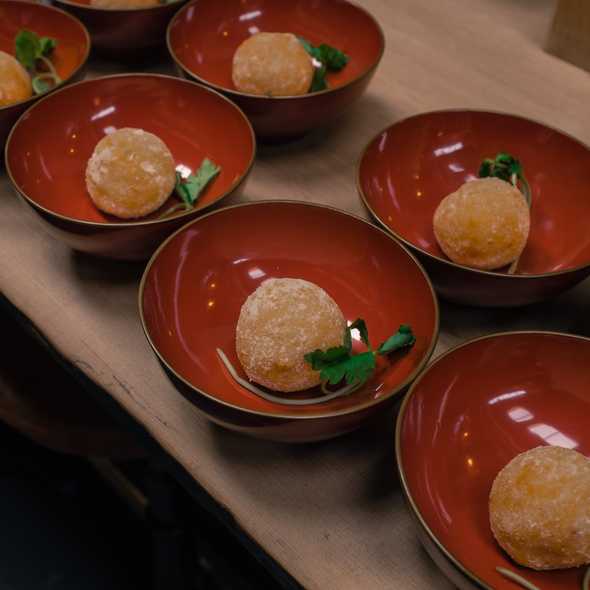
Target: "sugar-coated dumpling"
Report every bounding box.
[236,278,346,392]
[90,0,158,8]
[0,50,32,107]
[489,446,590,570]
[232,32,314,97]
[433,177,530,270]
[85,128,176,219]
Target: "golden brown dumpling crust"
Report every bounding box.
[232,32,314,97]
[489,446,590,570]
[85,128,176,219]
[0,50,32,107]
[236,278,346,392]
[433,177,530,270]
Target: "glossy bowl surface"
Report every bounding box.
[0,0,89,146]
[52,0,185,59]
[6,74,255,259]
[358,110,590,306]
[167,0,384,140]
[140,201,439,442]
[397,332,590,590]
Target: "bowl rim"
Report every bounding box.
[4,72,257,229]
[357,108,590,280]
[0,0,91,114]
[166,0,385,101]
[52,0,185,13]
[395,329,590,590]
[138,199,440,421]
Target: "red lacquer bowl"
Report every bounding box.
[51,0,186,60]
[0,0,89,148]
[358,110,590,307]
[397,332,590,590]
[140,201,439,443]
[5,74,255,260]
[167,0,384,141]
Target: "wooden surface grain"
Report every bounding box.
[2,0,590,588]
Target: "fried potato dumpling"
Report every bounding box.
[232,32,314,97]
[85,128,176,219]
[433,177,530,270]
[90,0,158,8]
[236,278,346,392]
[0,50,32,107]
[489,446,590,570]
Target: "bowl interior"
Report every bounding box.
[141,202,438,418]
[168,0,383,95]
[359,111,590,275]
[398,332,590,589]
[0,0,88,87]
[7,75,254,224]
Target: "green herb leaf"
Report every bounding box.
[319,351,376,387]
[377,324,416,355]
[15,30,60,95]
[39,36,57,57]
[298,37,322,60]
[174,158,221,209]
[478,159,493,178]
[343,325,352,353]
[15,30,58,69]
[31,76,52,94]
[304,345,350,371]
[349,318,370,348]
[310,62,328,92]
[304,318,415,389]
[15,30,40,70]
[317,43,348,70]
[298,37,348,93]
[338,351,376,386]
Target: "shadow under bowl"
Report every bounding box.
[140,201,439,443]
[396,331,590,589]
[358,110,590,307]
[51,0,186,60]
[167,0,384,141]
[0,0,90,148]
[5,73,255,260]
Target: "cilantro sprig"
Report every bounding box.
[158,158,221,218]
[305,320,415,391]
[298,37,349,93]
[478,152,532,274]
[15,30,61,95]
[216,321,415,407]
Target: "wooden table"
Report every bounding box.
[2,0,590,588]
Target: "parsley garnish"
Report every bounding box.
[478,152,532,274]
[15,30,61,95]
[158,158,221,218]
[304,320,415,389]
[298,37,349,93]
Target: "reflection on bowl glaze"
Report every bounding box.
[397,331,590,590]
[358,110,590,306]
